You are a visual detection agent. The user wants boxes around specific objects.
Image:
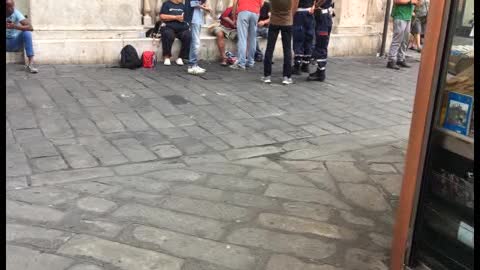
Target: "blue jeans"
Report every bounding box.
[237,11,259,67]
[256,26,268,56]
[189,23,202,67]
[6,31,34,57]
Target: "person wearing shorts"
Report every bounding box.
[409,15,422,52]
[211,6,238,65]
[408,0,427,52]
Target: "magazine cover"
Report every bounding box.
[443,92,473,136]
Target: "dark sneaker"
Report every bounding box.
[386,61,400,70]
[254,52,263,62]
[396,61,411,68]
[307,70,326,82]
[292,65,301,75]
[301,63,310,73]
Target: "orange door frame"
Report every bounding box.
[390,0,451,269]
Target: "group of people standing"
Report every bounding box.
[158,0,334,84]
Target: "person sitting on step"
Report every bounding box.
[210,6,238,66]
[159,0,192,66]
[6,0,38,73]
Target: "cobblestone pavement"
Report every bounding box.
[7,55,419,270]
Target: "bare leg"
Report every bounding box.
[415,33,421,50]
[27,56,34,66]
[216,31,227,63]
[408,34,415,49]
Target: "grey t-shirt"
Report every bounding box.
[415,0,429,18]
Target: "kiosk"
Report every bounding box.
[390,0,474,269]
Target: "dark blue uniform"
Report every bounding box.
[293,0,315,71]
[308,0,333,81]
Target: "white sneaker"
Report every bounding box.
[282,77,293,85]
[261,76,271,83]
[188,66,206,75]
[26,65,39,74]
[164,58,171,66]
[176,58,184,66]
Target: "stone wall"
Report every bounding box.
[14,0,29,16]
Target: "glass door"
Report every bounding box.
[407,0,474,269]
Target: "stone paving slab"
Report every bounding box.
[6,56,418,269]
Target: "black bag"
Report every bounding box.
[146,21,163,38]
[119,45,142,69]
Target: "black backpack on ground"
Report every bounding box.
[120,45,142,69]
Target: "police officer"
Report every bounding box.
[307,0,334,82]
[292,0,315,75]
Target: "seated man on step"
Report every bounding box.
[210,6,238,66]
[6,0,38,73]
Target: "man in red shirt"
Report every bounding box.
[211,6,238,66]
[230,0,264,70]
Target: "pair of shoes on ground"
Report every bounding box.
[306,69,326,82]
[229,63,249,70]
[263,68,326,84]
[229,60,256,70]
[164,58,184,66]
[261,76,293,85]
[292,64,310,75]
[386,61,411,70]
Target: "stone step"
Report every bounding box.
[6,52,25,64]
[30,36,280,65]
[25,31,382,65]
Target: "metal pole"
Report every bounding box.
[380,0,393,57]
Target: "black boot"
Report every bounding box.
[292,64,301,75]
[293,55,303,75]
[387,61,400,70]
[396,60,411,68]
[301,63,310,73]
[301,56,311,73]
[307,69,326,82]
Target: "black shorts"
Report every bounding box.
[411,16,427,35]
[411,17,422,35]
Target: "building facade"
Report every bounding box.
[12,0,393,64]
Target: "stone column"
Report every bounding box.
[212,0,233,17]
[143,0,153,26]
[15,0,29,16]
[328,0,387,56]
[333,0,371,33]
